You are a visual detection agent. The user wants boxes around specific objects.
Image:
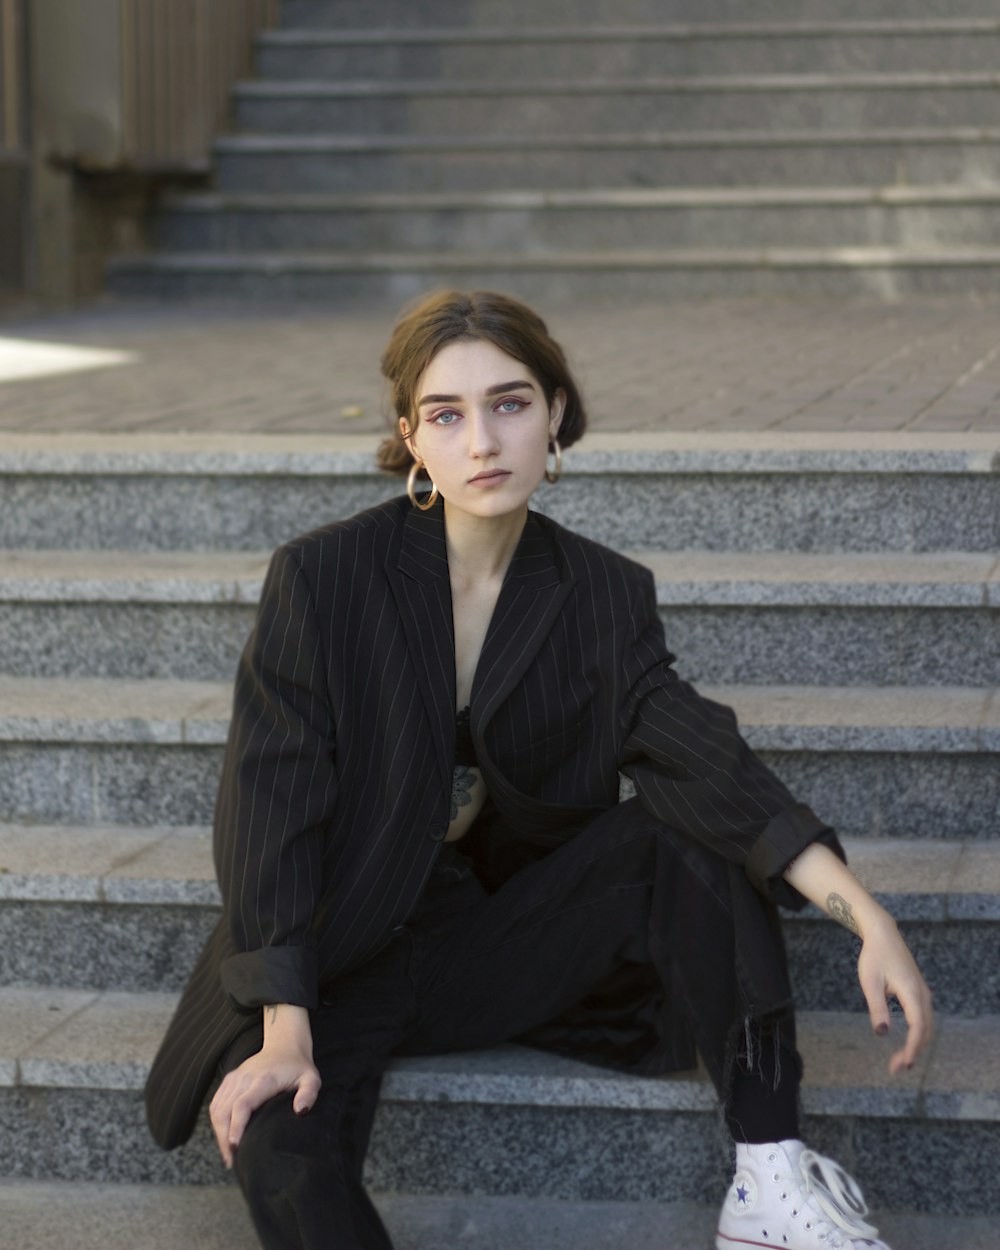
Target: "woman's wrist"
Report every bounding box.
[262,1003,313,1055]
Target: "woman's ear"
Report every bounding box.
[549,388,566,440]
[399,417,420,462]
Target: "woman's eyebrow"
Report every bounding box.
[417,380,536,407]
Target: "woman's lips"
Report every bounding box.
[468,469,511,485]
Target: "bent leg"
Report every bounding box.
[222,933,416,1250]
[400,798,801,1141]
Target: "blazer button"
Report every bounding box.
[428,825,446,842]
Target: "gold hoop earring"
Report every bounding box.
[407,460,439,511]
[545,438,562,485]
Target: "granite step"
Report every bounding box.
[4,1183,999,1250]
[255,22,1000,79]
[0,677,997,836]
[4,432,997,556]
[2,987,998,1213]
[153,186,1000,254]
[278,0,1000,28]
[212,129,1000,192]
[105,245,1000,303]
[232,74,1000,137]
[2,547,999,685]
[1,825,996,1013]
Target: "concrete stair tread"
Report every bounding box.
[3,428,998,472]
[212,126,1000,152]
[1,986,996,1121]
[106,247,1000,272]
[3,547,999,607]
[6,1183,997,1250]
[1,675,998,749]
[2,824,997,917]
[260,19,1000,42]
[0,548,272,603]
[0,823,216,904]
[158,184,1000,210]
[233,71,1000,95]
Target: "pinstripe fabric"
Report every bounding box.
[146,494,839,1150]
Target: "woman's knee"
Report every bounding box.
[234,1090,339,1187]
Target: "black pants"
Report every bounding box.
[222,799,802,1250]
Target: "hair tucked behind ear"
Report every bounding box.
[376,289,587,476]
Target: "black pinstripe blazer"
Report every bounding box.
[146,494,839,1149]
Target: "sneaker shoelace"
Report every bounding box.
[797,1148,881,1242]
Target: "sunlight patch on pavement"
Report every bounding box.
[0,338,138,384]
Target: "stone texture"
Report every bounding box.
[663,604,1000,686]
[644,549,999,607]
[851,1118,1000,1216]
[713,684,996,753]
[0,987,97,1086]
[0,602,254,680]
[0,825,167,902]
[4,1182,999,1250]
[923,1015,1000,1120]
[102,828,216,905]
[0,677,230,745]
[18,992,179,1092]
[950,844,1000,919]
[772,749,998,841]
[0,548,269,602]
[0,900,219,992]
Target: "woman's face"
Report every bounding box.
[401,338,564,520]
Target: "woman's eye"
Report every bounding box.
[497,398,526,413]
[433,410,460,426]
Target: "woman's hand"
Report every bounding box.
[209,1004,321,1168]
[856,913,934,1074]
[783,842,934,1074]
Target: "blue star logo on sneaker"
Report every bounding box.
[728,1169,757,1213]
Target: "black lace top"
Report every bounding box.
[455,705,479,767]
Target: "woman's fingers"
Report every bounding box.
[858,955,891,1038]
[858,934,934,1076]
[208,1058,322,1168]
[292,1066,322,1116]
[209,1073,242,1168]
[887,975,934,1074]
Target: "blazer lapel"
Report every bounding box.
[385,500,456,792]
[385,503,575,793]
[472,510,574,738]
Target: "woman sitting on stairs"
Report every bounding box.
[146,288,933,1250]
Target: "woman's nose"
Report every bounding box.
[467,412,500,456]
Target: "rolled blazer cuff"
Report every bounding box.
[746,803,847,910]
[220,946,319,1014]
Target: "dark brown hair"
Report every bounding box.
[377,289,587,475]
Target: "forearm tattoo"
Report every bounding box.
[451,766,476,820]
[827,892,861,937]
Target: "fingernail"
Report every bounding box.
[876,1023,889,1036]
[295,1106,310,1118]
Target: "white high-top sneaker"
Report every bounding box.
[716,1139,891,1250]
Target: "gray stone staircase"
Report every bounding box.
[105,0,1000,301]
[1,428,999,1246]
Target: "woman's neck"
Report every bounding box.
[443,501,528,588]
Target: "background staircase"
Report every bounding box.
[106,0,1000,302]
[1,430,998,1247]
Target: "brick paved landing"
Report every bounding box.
[1,294,999,434]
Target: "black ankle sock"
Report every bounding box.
[725,1025,801,1145]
